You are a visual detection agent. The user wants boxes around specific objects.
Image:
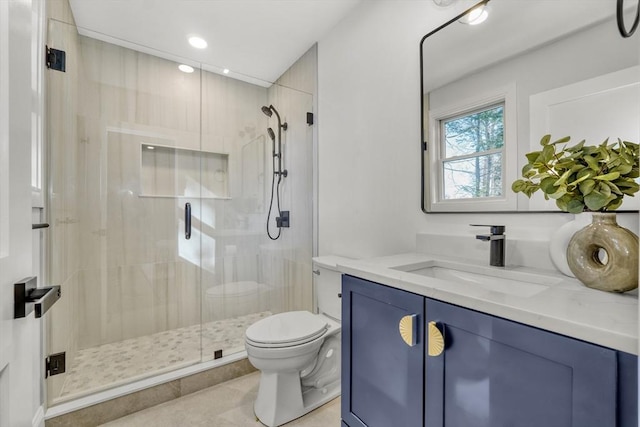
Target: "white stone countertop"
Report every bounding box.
[337,253,638,355]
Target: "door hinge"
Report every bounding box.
[423,141,428,151]
[46,46,66,72]
[46,352,66,378]
[306,112,314,126]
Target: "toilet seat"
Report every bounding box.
[245,311,328,348]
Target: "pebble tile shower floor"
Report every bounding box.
[59,312,272,398]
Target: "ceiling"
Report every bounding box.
[68,0,362,87]
[422,0,619,92]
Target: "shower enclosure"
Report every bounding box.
[46,17,315,407]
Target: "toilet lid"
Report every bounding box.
[245,311,328,347]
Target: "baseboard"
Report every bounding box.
[32,405,45,427]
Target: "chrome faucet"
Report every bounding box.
[472,225,505,267]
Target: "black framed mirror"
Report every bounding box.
[420,0,639,213]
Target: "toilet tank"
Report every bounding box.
[313,256,353,321]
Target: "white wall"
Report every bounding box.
[318,0,431,258]
[317,1,638,259]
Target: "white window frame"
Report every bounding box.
[428,84,517,212]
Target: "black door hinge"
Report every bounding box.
[306,112,314,126]
[46,46,66,72]
[423,141,428,151]
[46,352,66,378]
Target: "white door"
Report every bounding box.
[0,0,43,425]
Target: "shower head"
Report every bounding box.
[267,128,275,141]
[262,104,287,131]
[261,106,273,117]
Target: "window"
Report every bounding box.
[441,103,504,200]
[426,85,517,212]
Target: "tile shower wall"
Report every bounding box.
[47,0,316,404]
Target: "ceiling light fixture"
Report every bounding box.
[459,4,489,25]
[223,69,230,74]
[178,64,195,73]
[146,145,155,150]
[188,36,208,49]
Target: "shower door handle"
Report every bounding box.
[185,202,191,240]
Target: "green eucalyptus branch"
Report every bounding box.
[512,135,639,213]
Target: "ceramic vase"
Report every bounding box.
[549,213,592,277]
[566,212,638,292]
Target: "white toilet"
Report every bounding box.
[244,256,348,427]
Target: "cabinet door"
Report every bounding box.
[425,299,617,427]
[342,275,425,427]
[618,350,638,427]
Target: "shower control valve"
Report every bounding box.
[276,211,290,228]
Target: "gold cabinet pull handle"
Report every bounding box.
[399,314,417,347]
[428,321,445,357]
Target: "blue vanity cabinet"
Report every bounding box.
[425,298,627,427]
[616,350,638,427]
[341,275,425,427]
[342,275,637,427]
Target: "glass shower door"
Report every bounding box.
[46,18,205,405]
[198,77,315,361]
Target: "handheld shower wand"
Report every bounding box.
[262,105,288,178]
[267,127,276,159]
[262,105,289,240]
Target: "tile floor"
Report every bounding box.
[99,371,341,426]
[59,312,272,399]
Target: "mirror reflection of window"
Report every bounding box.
[421,0,639,212]
[440,103,504,200]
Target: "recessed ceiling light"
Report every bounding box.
[459,5,489,25]
[223,69,230,74]
[178,64,195,73]
[188,36,208,49]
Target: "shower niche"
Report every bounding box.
[138,138,230,199]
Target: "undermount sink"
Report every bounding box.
[391,260,562,298]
